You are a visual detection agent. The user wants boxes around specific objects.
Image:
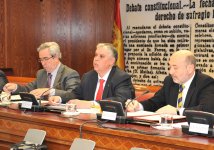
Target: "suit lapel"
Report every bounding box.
[184,79,196,107]
[40,73,48,88]
[90,72,98,99]
[170,84,179,107]
[53,64,64,88]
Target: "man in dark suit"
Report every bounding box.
[49,43,134,107]
[0,70,8,91]
[126,50,214,115]
[3,42,80,100]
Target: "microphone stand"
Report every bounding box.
[39,82,61,106]
[125,90,150,111]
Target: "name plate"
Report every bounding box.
[101,111,117,121]
[189,122,209,134]
[21,101,33,109]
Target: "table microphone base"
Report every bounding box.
[19,104,47,112]
[182,125,214,137]
[96,113,127,124]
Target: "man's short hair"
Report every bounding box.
[37,42,62,58]
[96,43,118,63]
[173,50,196,67]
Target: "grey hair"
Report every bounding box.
[37,42,62,59]
[96,43,118,63]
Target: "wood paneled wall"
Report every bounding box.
[0,0,115,77]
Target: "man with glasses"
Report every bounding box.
[3,42,80,100]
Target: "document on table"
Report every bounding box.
[127,110,185,122]
[134,113,185,122]
[127,110,157,117]
[11,100,48,104]
[47,104,100,114]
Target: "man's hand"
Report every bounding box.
[3,83,17,93]
[156,105,177,115]
[67,99,93,109]
[125,99,141,112]
[30,88,49,99]
[48,96,61,105]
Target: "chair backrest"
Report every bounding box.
[24,129,46,145]
[70,138,95,150]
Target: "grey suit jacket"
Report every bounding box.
[14,64,80,100]
[0,70,8,91]
[63,66,135,106]
[142,70,214,114]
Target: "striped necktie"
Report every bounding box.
[177,84,185,108]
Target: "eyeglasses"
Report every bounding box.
[38,56,54,63]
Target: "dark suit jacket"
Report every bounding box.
[142,70,214,114]
[0,70,8,91]
[14,64,80,100]
[63,66,135,105]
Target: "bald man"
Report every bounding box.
[126,50,214,115]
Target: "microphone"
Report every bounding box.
[38,81,62,105]
[125,90,150,111]
[125,90,151,124]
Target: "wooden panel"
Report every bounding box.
[40,0,73,66]
[70,0,115,75]
[0,0,6,67]
[1,0,115,77]
[5,0,42,76]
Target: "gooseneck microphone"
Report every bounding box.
[38,81,62,105]
[124,90,152,125]
[125,90,150,111]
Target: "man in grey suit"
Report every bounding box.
[48,43,134,107]
[3,42,80,100]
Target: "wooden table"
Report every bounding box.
[0,107,213,150]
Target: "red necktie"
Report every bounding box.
[96,79,105,100]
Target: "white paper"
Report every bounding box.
[77,108,100,114]
[21,101,33,109]
[135,114,185,121]
[10,95,21,100]
[127,110,156,117]
[189,122,209,134]
[101,111,117,121]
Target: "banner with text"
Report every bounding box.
[121,0,214,86]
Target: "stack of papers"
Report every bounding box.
[127,111,156,117]
[127,110,185,122]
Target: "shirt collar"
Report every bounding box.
[48,63,61,76]
[98,68,112,81]
[182,71,195,88]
